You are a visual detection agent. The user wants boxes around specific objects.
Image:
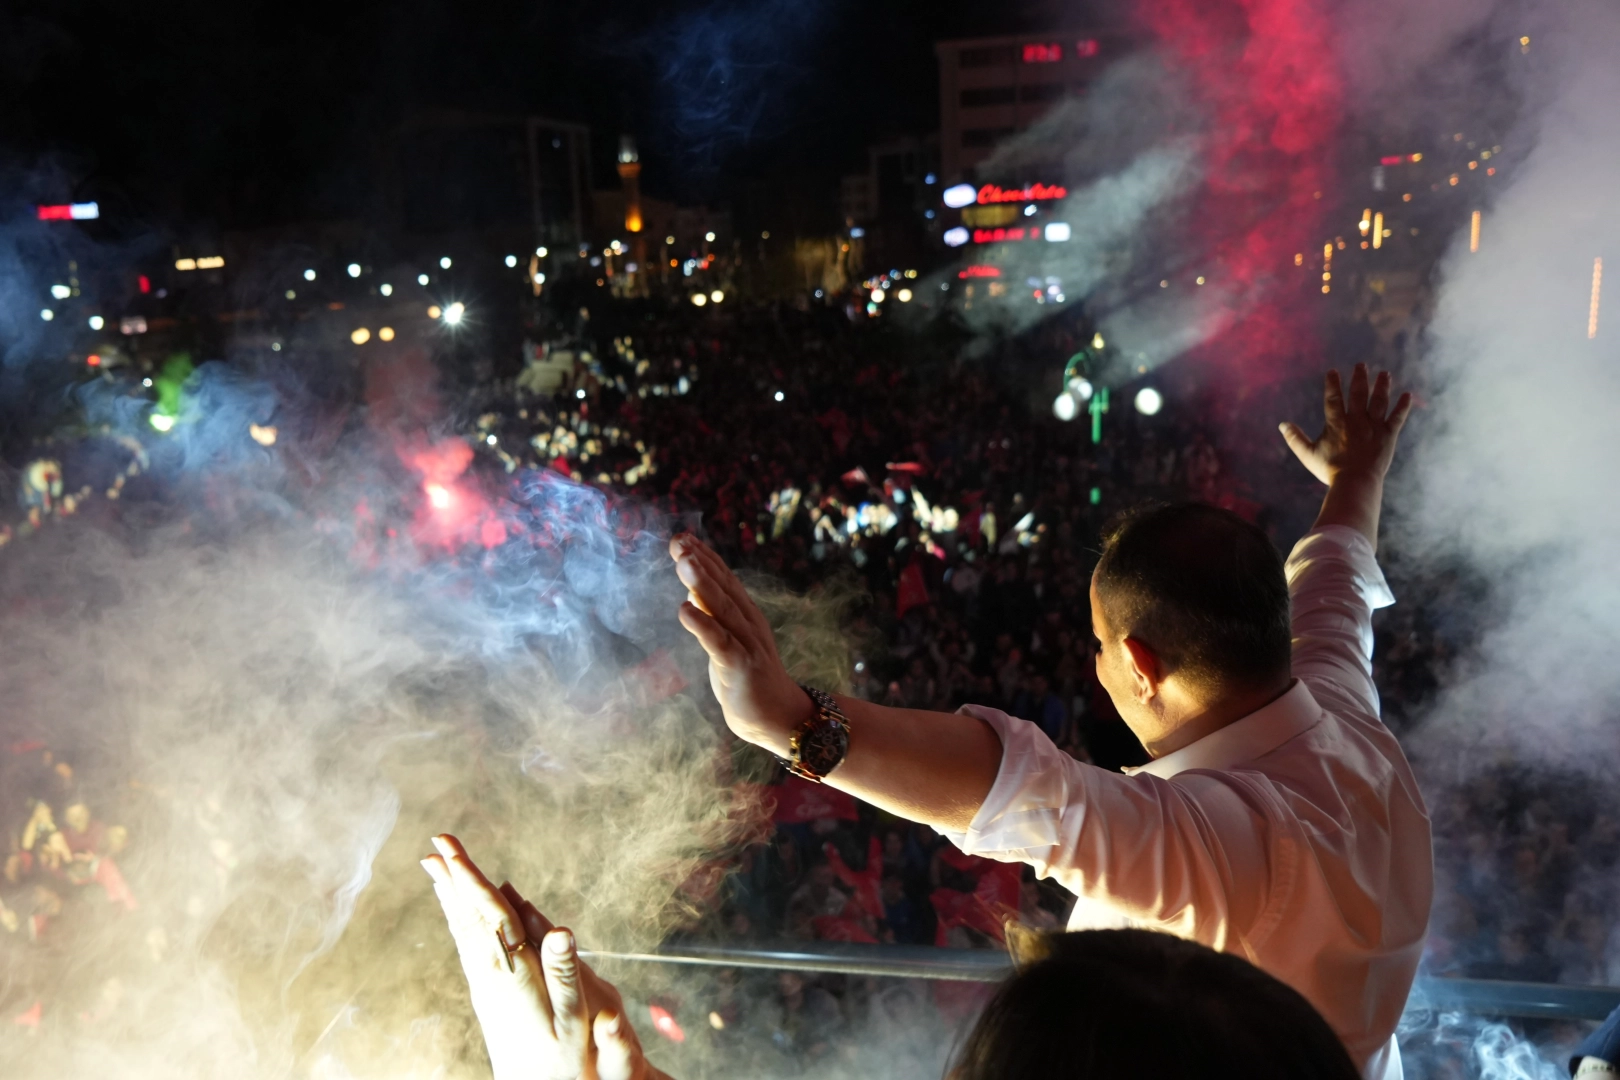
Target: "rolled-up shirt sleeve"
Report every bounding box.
[1286,526,1395,718]
[941,706,1270,947]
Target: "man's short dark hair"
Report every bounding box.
[1094,503,1290,694]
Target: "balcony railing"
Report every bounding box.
[584,940,1620,1022]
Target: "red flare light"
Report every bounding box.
[648,1004,686,1043]
[424,483,452,511]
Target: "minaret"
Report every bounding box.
[617,135,645,293]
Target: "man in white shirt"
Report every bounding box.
[672,364,1428,1078]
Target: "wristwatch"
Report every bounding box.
[786,685,852,783]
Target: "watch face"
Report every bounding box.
[799,717,850,778]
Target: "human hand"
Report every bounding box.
[669,535,811,756]
[1279,364,1413,487]
[423,834,660,1080]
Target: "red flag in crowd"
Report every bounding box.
[769,774,859,824]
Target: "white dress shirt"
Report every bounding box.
[943,526,1432,1079]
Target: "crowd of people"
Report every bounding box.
[463,296,1616,1069]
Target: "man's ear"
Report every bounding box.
[1122,636,1163,704]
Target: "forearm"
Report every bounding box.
[823,696,1003,833]
[1312,474,1385,551]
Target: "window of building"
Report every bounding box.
[960,86,1017,108]
[959,46,1017,68]
[1019,83,1068,103]
[961,127,1015,148]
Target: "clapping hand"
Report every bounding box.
[422,834,665,1080]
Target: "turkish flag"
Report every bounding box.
[769,774,859,823]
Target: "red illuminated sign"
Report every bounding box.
[958,265,1002,279]
[1379,154,1422,166]
[972,227,1046,243]
[1023,43,1062,63]
[977,182,1068,205]
[36,202,99,221]
[1076,39,1100,57]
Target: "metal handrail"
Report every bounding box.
[583,941,1620,1022]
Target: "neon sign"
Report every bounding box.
[1023,43,1061,63]
[977,183,1068,205]
[37,202,100,221]
[958,265,1002,279]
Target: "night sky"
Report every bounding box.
[1,0,1089,229]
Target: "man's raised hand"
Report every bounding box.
[1279,363,1413,487]
[669,534,810,755]
[1280,364,1414,548]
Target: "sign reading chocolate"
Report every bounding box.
[977,182,1069,205]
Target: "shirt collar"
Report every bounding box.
[1123,680,1322,780]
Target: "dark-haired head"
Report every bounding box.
[1089,503,1291,747]
[951,929,1361,1080]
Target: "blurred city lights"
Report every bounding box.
[88,315,104,330]
[50,284,71,299]
[710,290,724,303]
[347,263,362,278]
[1068,376,1094,401]
[691,293,707,307]
[142,378,153,387]
[418,273,430,286]
[286,290,297,300]
[249,424,277,447]
[897,288,913,302]
[428,305,443,318]
[504,255,517,267]
[1053,392,1079,421]
[773,391,785,402]
[379,326,395,341]
[1590,257,1603,340]
[943,227,970,247]
[1134,387,1164,415]
[197,256,224,269]
[943,183,977,208]
[575,388,587,399]
[704,231,716,242]
[443,301,465,326]
[485,434,498,445]
[39,309,53,321]
[439,256,452,269]
[86,354,101,367]
[149,413,174,432]
[175,259,197,271]
[533,272,546,285]
[351,328,371,345]
[1044,222,1072,242]
[665,236,675,245]
[536,246,548,257]
[270,343,281,352]
[304,268,316,281]
[380,283,393,296]
[1470,210,1482,253]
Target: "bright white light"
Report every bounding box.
[418,274,430,286]
[50,284,71,300]
[347,263,362,278]
[1053,392,1079,421]
[1068,376,1094,401]
[486,434,498,445]
[439,256,452,269]
[943,183,977,209]
[533,272,546,284]
[39,309,53,321]
[69,202,99,220]
[849,227,865,238]
[142,377,153,387]
[443,301,465,326]
[677,376,691,394]
[943,227,970,247]
[897,288,913,302]
[665,236,676,245]
[870,288,884,303]
[304,268,316,281]
[351,327,371,344]
[88,315,104,330]
[536,246,548,257]
[149,413,174,432]
[1024,204,1037,217]
[814,289,824,298]
[691,293,707,307]
[1044,222,1072,242]
[774,391,785,402]
[504,254,517,267]
[1134,387,1164,415]
[379,327,395,341]
[704,231,716,242]
[710,290,724,303]
[270,343,280,352]
[575,388,587,399]
[380,283,393,296]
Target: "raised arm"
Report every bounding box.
[672,536,1002,833]
[1278,363,1413,552]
